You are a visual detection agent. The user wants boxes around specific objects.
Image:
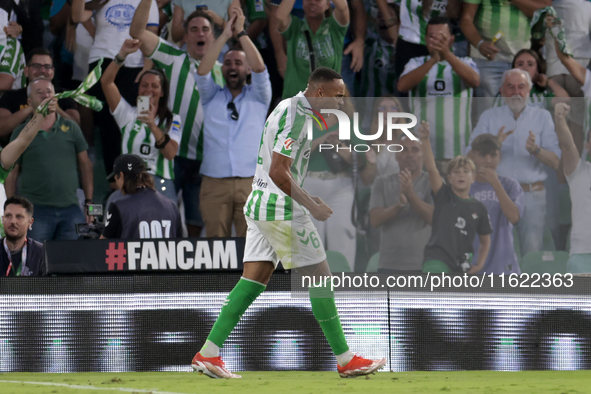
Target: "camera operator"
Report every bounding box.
[100,154,182,239]
[1,196,44,277]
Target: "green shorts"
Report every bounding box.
[423,259,451,274]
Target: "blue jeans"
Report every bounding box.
[473,59,512,121]
[152,175,177,203]
[516,190,546,256]
[28,204,85,242]
[173,157,203,227]
[341,53,356,95]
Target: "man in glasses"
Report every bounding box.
[196,7,271,238]
[0,48,80,138]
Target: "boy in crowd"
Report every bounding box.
[468,134,524,274]
[418,121,492,274]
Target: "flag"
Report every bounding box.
[531,7,572,57]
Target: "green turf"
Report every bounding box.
[1,371,590,394]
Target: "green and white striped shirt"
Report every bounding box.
[399,0,448,45]
[149,38,224,161]
[112,97,182,180]
[0,38,25,89]
[244,93,312,221]
[355,35,397,98]
[465,0,531,63]
[491,85,554,110]
[403,55,478,160]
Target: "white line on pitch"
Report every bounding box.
[0,380,195,394]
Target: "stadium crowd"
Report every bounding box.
[0,0,590,276]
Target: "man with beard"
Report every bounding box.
[130,2,224,238]
[467,68,560,256]
[0,196,43,277]
[196,8,271,237]
[369,135,434,273]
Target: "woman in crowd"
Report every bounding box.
[368,95,406,177]
[101,39,180,202]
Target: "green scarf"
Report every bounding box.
[531,6,572,57]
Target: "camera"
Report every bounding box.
[76,204,105,239]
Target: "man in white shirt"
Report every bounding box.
[196,7,272,237]
[467,69,560,256]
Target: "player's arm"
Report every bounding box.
[554,103,580,177]
[397,58,437,93]
[417,121,443,194]
[469,234,490,274]
[130,0,160,56]
[269,152,332,221]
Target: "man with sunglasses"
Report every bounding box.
[196,7,271,238]
[0,48,80,138]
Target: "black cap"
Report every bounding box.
[107,154,149,181]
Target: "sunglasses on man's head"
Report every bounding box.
[227,101,239,121]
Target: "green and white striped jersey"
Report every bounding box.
[399,0,448,45]
[112,97,182,180]
[244,93,312,221]
[355,35,396,98]
[491,85,554,110]
[0,38,25,89]
[464,0,531,63]
[149,38,224,161]
[403,55,478,160]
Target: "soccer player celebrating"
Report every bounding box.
[191,67,386,379]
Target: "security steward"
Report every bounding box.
[101,154,182,239]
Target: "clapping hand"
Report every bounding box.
[496,126,514,146]
[230,6,246,37]
[525,131,538,154]
[399,168,414,198]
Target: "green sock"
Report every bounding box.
[309,281,350,356]
[206,278,266,348]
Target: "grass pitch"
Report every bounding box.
[1,371,590,394]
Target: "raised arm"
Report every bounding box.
[432,29,479,88]
[276,0,295,33]
[417,121,443,194]
[232,7,265,73]
[555,38,586,86]
[554,103,580,177]
[198,14,236,76]
[101,40,143,112]
[71,0,93,23]
[332,0,350,26]
[130,0,160,56]
[397,56,438,93]
[344,0,366,73]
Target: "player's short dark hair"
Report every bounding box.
[26,47,52,66]
[184,10,214,33]
[471,134,501,156]
[119,172,156,195]
[427,16,453,34]
[4,196,34,216]
[308,67,343,84]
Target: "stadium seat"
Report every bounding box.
[519,251,569,275]
[326,250,351,272]
[366,253,380,272]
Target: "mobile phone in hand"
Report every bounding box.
[137,96,150,118]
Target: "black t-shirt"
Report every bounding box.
[424,183,493,271]
[0,87,78,114]
[102,187,182,239]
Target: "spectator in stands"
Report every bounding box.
[467,69,560,256]
[553,103,591,273]
[418,121,492,274]
[0,37,25,91]
[356,1,398,99]
[394,0,460,79]
[369,135,433,274]
[4,79,94,242]
[1,0,43,56]
[196,8,272,237]
[1,196,44,277]
[131,2,222,237]
[491,49,570,109]
[0,48,80,139]
[101,39,181,202]
[461,0,550,118]
[369,96,404,177]
[398,17,479,177]
[276,0,349,99]
[545,0,591,154]
[340,0,366,93]
[102,154,182,239]
[71,0,160,178]
[468,134,524,274]
[171,0,239,43]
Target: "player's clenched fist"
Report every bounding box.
[311,196,333,221]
